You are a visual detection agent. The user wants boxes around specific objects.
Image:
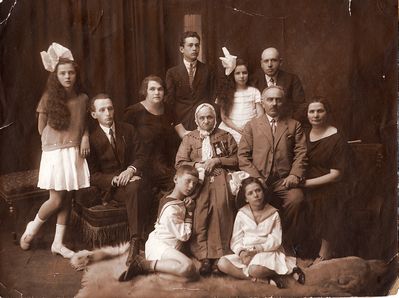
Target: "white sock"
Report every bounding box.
[30,214,45,234]
[53,224,67,245]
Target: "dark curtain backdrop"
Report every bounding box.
[203,0,396,142]
[0,0,396,173]
[0,0,167,172]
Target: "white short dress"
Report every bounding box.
[38,147,90,191]
[218,86,261,143]
[145,198,192,261]
[222,204,296,276]
[36,93,90,191]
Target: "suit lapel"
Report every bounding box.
[275,70,287,90]
[114,123,125,167]
[178,62,191,89]
[95,125,112,150]
[257,115,274,146]
[95,124,122,166]
[192,61,203,90]
[273,118,288,148]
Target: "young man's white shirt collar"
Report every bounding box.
[183,58,197,77]
[99,122,116,144]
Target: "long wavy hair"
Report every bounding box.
[45,58,83,130]
[216,58,249,117]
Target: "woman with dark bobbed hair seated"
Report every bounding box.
[124,75,176,192]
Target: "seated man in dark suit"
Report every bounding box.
[88,94,147,266]
[165,31,215,139]
[251,47,306,123]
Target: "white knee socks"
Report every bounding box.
[53,223,67,245]
[30,214,45,234]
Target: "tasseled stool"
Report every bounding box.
[71,187,129,248]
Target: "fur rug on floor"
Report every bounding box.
[73,245,394,297]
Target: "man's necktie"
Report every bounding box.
[269,77,275,86]
[188,63,195,87]
[109,128,116,150]
[109,128,121,165]
[270,118,277,135]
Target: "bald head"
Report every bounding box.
[261,47,280,60]
[260,47,281,77]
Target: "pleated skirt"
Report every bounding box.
[38,146,90,191]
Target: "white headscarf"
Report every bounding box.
[194,103,217,161]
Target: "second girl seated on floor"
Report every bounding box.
[217,177,305,289]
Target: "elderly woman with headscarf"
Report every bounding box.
[175,103,238,275]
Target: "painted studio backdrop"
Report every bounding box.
[0,0,397,294]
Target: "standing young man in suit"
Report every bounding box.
[238,86,307,254]
[88,94,147,266]
[251,47,306,123]
[165,31,215,139]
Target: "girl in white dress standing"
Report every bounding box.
[20,43,90,258]
[216,54,264,144]
[217,177,305,288]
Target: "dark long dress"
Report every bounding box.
[305,131,349,248]
[175,128,238,260]
[124,102,176,191]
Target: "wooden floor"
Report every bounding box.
[0,198,83,298]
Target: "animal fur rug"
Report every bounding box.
[72,244,394,297]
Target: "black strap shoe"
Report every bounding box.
[269,275,286,289]
[119,255,146,282]
[293,266,306,284]
[199,258,212,276]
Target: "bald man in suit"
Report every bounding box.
[238,85,307,254]
[251,47,306,123]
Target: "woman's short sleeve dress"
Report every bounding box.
[305,131,349,242]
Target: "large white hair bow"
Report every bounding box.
[40,42,74,72]
[219,47,237,76]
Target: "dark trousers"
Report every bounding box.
[111,180,146,239]
[268,178,305,254]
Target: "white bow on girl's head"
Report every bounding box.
[219,47,237,76]
[40,42,74,72]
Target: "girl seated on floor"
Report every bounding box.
[217,177,305,288]
[119,165,200,282]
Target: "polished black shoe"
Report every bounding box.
[126,237,140,267]
[293,266,306,284]
[269,275,286,289]
[199,258,212,276]
[119,255,146,282]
